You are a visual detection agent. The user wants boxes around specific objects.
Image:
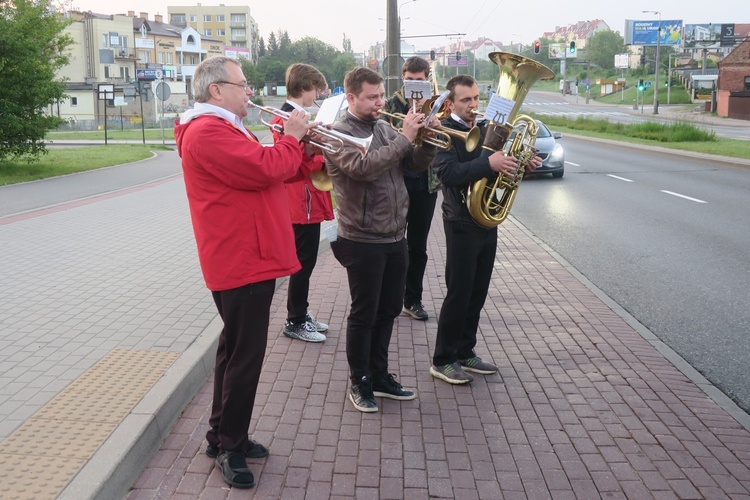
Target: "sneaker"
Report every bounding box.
[458,356,498,375]
[283,320,326,342]
[403,302,429,320]
[349,376,378,412]
[305,312,329,332]
[429,362,474,385]
[372,373,417,400]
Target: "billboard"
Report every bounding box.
[548,43,577,59]
[683,24,736,49]
[626,19,683,46]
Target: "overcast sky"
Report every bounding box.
[67,0,747,54]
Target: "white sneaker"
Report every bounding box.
[305,312,329,332]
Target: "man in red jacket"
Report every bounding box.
[271,63,334,343]
[175,56,316,489]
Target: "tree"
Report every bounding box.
[342,33,352,54]
[257,36,266,59]
[267,32,278,55]
[0,0,72,162]
[277,30,292,58]
[586,30,626,70]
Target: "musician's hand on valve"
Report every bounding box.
[525,153,543,173]
[422,114,442,138]
[400,108,424,143]
[488,150,518,179]
[285,109,315,141]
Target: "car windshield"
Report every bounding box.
[535,121,552,138]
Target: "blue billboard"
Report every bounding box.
[629,20,683,46]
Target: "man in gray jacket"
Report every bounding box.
[325,67,439,412]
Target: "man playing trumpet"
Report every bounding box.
[324,67,439,412]
[271,63,334,343]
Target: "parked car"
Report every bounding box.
[529,120,564,178]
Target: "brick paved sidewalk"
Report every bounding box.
[128,210,750,499]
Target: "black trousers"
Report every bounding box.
[286,223,321,324]
[403,177,438,307]
[433,220,497,367]
[207,279,275,453]
[331,237,408,383]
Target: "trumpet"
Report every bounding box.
[249,102,372,159]
[377,108,480,153]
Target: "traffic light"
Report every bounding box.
[534,41,541,54]
[430,50,436,61]
[569,41,576,53]
[455,51,461,61]
[638,79,645,91]
[640,52,646,66]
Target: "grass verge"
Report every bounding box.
[0,145,171,186]
[534,114,750,161]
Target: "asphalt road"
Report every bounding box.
[512,135,750,414]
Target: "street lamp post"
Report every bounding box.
[643,10,661,114]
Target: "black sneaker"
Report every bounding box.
[429,362,474,384]
[372,373,417,400]
[403,302,429,320]
[458,356,498,375]
[349,376,378,412]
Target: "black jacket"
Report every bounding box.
[383,88,428,186]
[431,116,495,226]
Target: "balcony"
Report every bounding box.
[115,50,137,60]
[230,22,245,28]
[231,35,246,42]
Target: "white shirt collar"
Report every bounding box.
[196,102,250,136]
[450,112,471,128]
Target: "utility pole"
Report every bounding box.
[385,0,400,96]
[643,10,661,114]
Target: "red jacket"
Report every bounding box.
[272,107,334,225]
[175,111,302,291]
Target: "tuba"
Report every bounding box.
[466,52,555,228]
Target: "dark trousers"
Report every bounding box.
[287,223,321,324]
[433,220,497,366]
[403,178,438,307]
[331,237,408,383]
[207,279,275,452]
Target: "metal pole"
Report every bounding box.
[385,0,400,96]
[653,18,661,114]
[667,55,672,105]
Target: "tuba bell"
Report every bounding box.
[466,52,555,228]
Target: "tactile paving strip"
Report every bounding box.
[0,349,179,499]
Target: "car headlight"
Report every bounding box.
[549,143,564,161]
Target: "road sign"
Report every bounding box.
[644,81,652,88]
[154,81,171,101]
[332,86,345,96]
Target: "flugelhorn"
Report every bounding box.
[378,107,480,153]
[249,102,372,159]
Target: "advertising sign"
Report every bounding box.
[447,55,468,67]
[683,24,736,49]
[136,68,163,80]
[548,43,577,59]
[628,19,683,46]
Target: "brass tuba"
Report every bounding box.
[466,52,555,228]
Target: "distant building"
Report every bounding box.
[716,36,750,120]
[167,4,259,62]
[543,20,611,51]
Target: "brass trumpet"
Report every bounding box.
[377,107,480,153]
[249,102,372,159]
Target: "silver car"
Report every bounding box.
[529,120,564,178]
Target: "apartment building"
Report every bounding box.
[52,10,225,124]
[167,4,258,62]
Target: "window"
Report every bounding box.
[140,25,147,38]
[139,51,150,64]
[71,97,78,106]
[204,29,212,36]
[231,14,245,24]
[171,14,186,25]
[745,76,750,91]
[190,15,197,22]
[216,14,225,22]
[104,66,111,78]
[203,14,212,22]
[120,67,129,80]
[217,29,225,36]
[101,34,108,48]
[167,53,173,64]
[158,52,164,64]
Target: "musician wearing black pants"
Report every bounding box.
[430,75,542,385]
[383,56,437,321]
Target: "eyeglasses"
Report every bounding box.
[215,80,251,91]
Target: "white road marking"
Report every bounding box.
[607,174,634,182]
[565,161,580,166]
[661,190,707,203]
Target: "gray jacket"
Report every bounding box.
[324,111,436,243]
